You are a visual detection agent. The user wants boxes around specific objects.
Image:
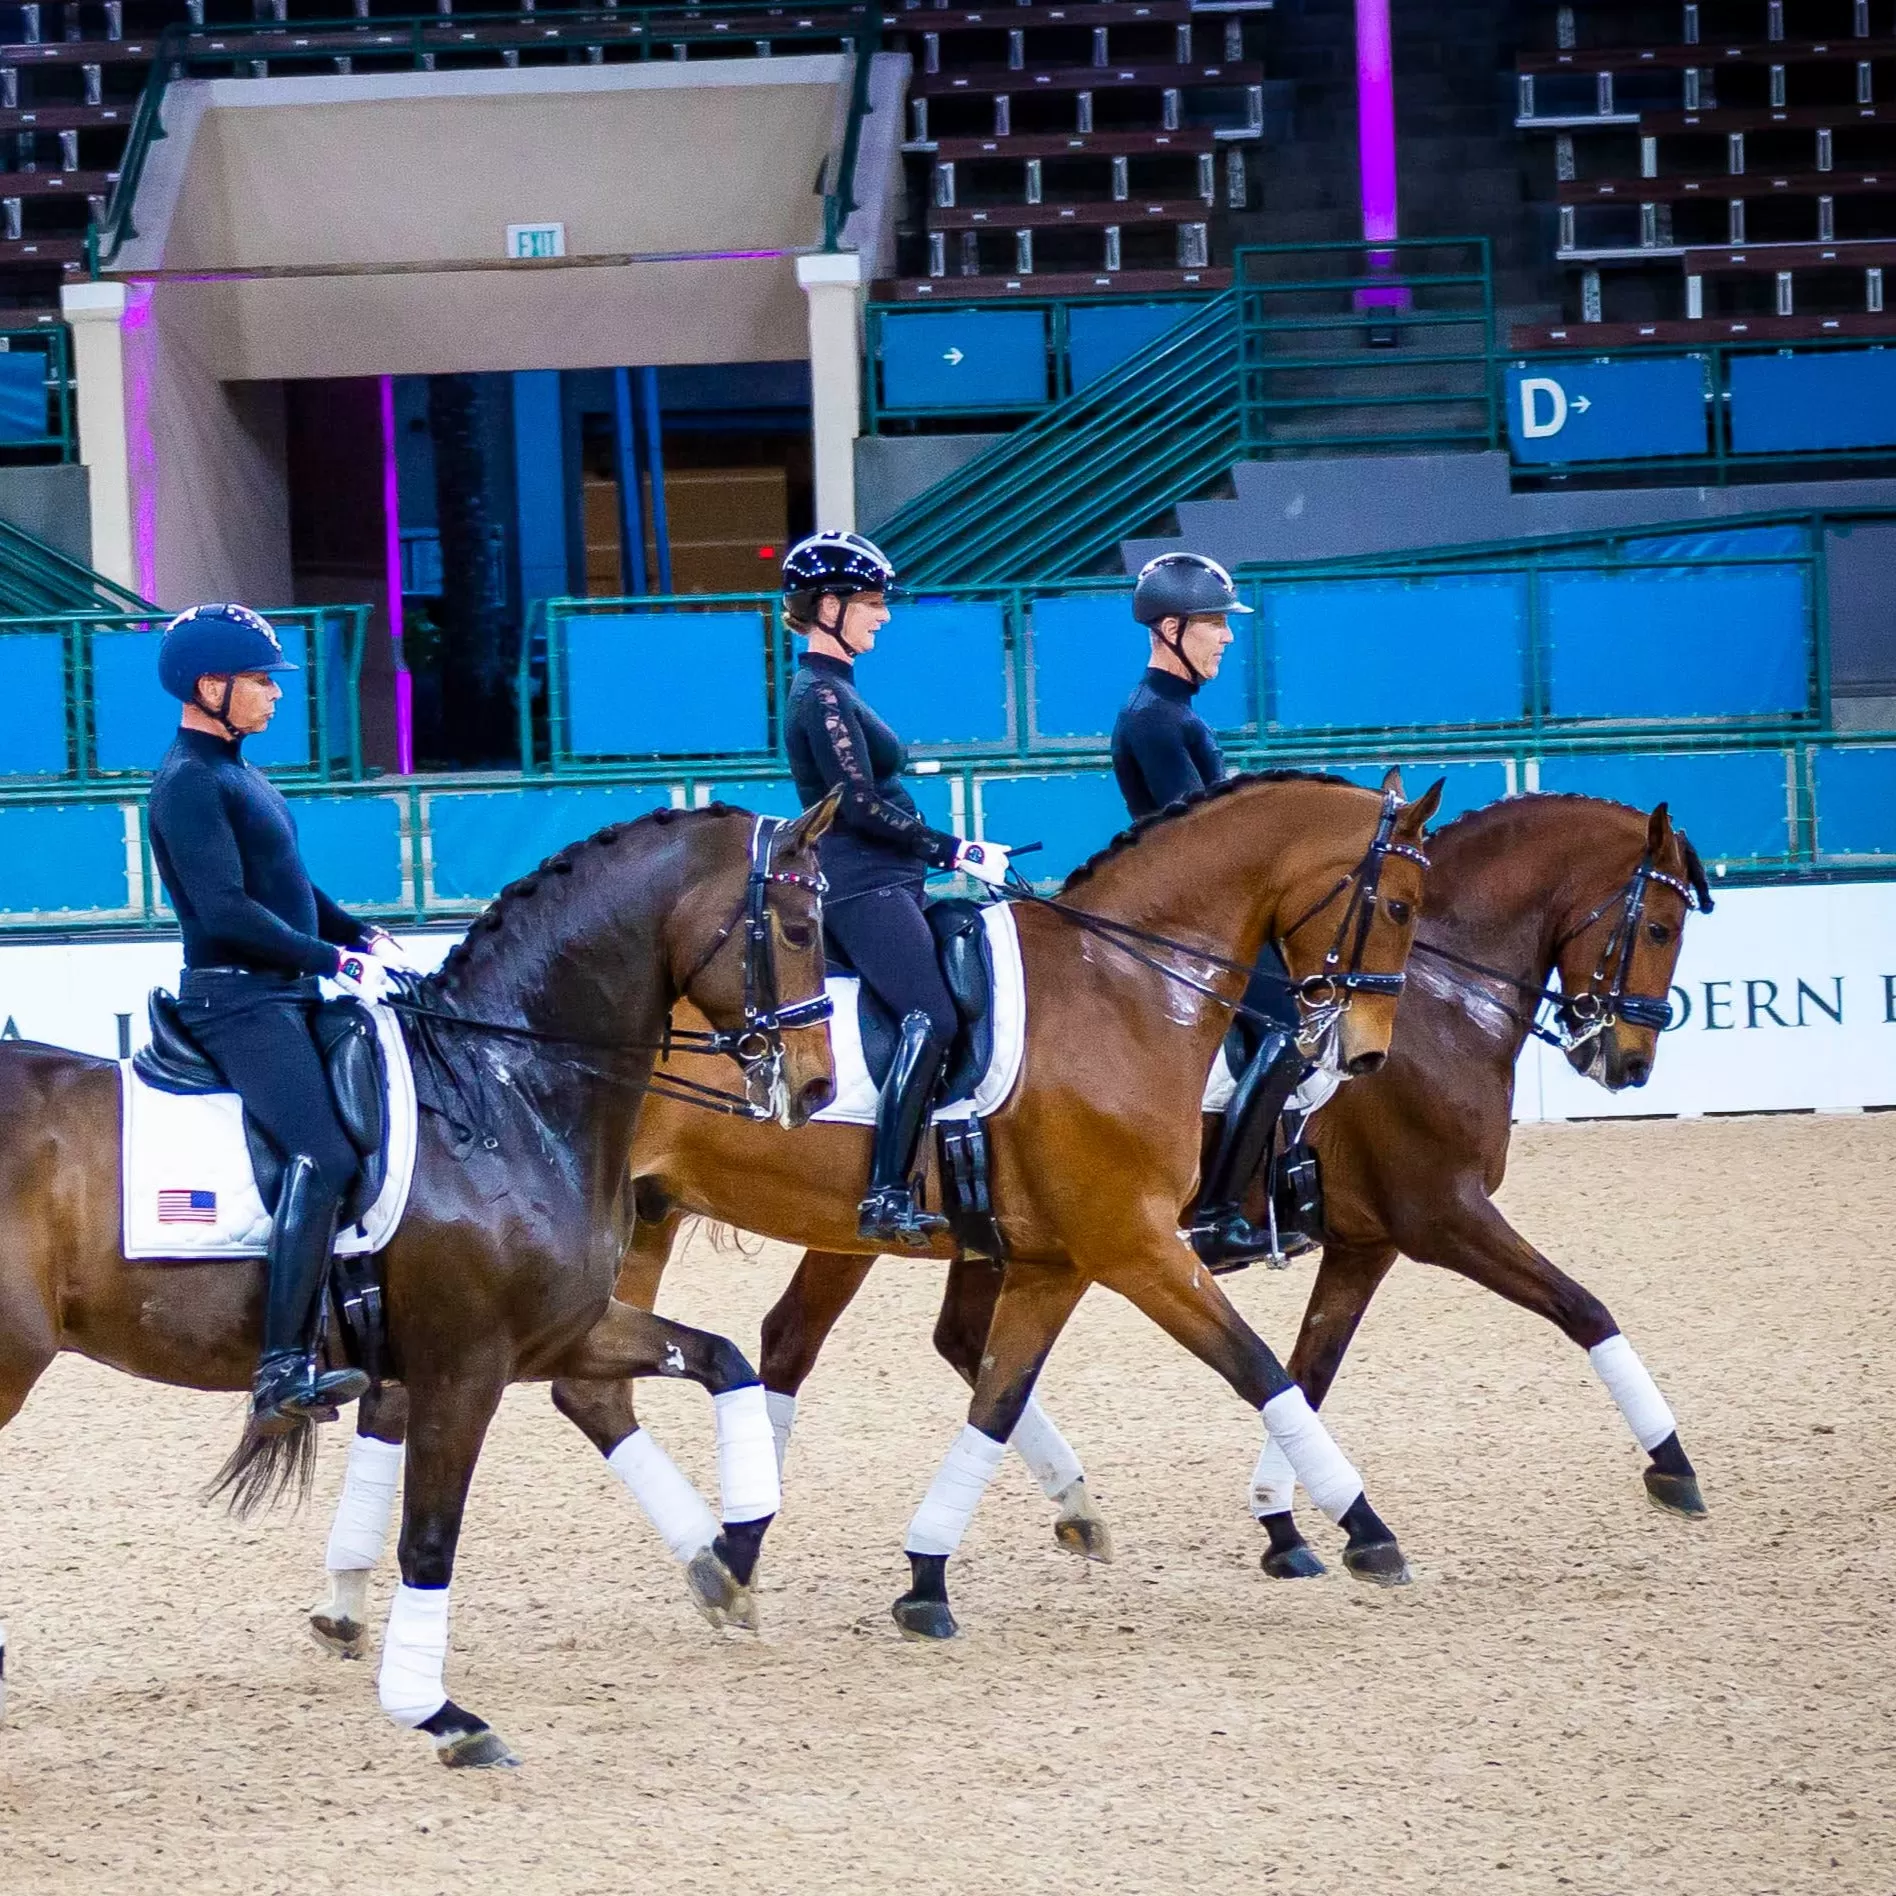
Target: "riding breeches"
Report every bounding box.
[176,968,359,1208]
[823,882,960,1049]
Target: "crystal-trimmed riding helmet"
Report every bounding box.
[1131,551,1254,627]
[781,531,899,602]
[157,602,297,703]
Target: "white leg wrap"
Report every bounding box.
[607,1428,718,1563]
[1589,1333,1677,1452]
[377,1583,450,1729]
[713,1385,781,1524]
[1249,1434,1298,1519]
[1008,1396,1085,1500]
[906,1424,1006,1558]
[1261,1387,1363,1524]
[325,1433,403,1573]
[765,1389,797,1477]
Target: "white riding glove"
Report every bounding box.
[328,949,392,1007]
[362,927,421,973]
[954,840,1013,889]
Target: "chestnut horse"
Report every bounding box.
[311,769,1441,1645]
[0,798,837,1767]
[642,792,1714,1579]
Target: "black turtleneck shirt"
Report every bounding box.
[1111,666,1227,818]
[784,651,960,898]
[147,726,369,976]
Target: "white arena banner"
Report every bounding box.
[0,887,1889,1119]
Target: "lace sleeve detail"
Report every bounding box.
[809,683,958,866]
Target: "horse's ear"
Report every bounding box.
[1380,765,1405,799]
[782,785,843,853]
[1646,800,1673,857]
[1399,776,1445,832]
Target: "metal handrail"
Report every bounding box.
[96,4,884,270]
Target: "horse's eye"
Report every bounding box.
[1385,899,1413,927]
[780,918,817,951]
[1646,921,1671,945]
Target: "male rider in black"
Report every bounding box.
[147,604,405,1432]
[1111,553,1316,1272]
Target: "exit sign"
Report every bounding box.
[506,223,566,260]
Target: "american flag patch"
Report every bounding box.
[157,1188,218,1224]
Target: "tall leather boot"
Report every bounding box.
[1190,1030,1308,1273]
[251,1154,370,1435]
[858,1010,950,1248]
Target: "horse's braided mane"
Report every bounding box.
[433,802,736,988]
[1425,790,1714,910]
[1059,768,1366,894]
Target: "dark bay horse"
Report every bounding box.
[0,796,838,1767]
[312,770,1442,1644]
[679,793,1713,1580]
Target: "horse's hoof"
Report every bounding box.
[1342,1539,1412,1587]
[891,1593,959,1641]
[438,1728,521,1770]
[1643,1466,1709,1518]
[1261,1542,1327,1580]
[1051,1481,1115,1563]
[685,1547,756,1631]
[307,1611,366,1660]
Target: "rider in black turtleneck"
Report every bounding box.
[1111,553,1317,1274]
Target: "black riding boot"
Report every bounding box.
[858,1010,950,1248]
[251,1154,370,1435]
[1190,1030,1309,1273]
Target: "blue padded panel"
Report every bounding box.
[855,601,1010,749]
[0,351,47,442]
[1268,577,1526,730]
[289,793,405,907]
[0,632,67,776]
[977,771,1124,883]
[563,611,768,759]
[91,622,315,773]
[1504,356,1708,464]
[427,783,674,903]
[1536,751,1791,862]
[0,801,129,914]
[1813,747,1896,857]
[1541,567,1809,721]
[1029,593,1252,740]
[879,309,1049,412]
[1620,525,1809,561]
[908,769,957,838]
[701,778,805,819]
[1728,349,1896,454]
[1317,758,1512,824]
[1068,303,1198,390]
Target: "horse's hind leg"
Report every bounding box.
[1251,1242,1398,1581]
[757,1247,876,1470]
[0,1271,59,1724]
[309,1383,409,1657]
[931,1256,1112,1564]
[1403,1189,1705,1519]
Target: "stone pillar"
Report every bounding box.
[795,250,864,532]
[60,279,137,591]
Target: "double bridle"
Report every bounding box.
[391,814,834,1137]
[1415,845,1705,1056]
[1006,790,1429,1059]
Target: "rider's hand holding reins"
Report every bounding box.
[329,950,393,1007]
[362,927,421,973]
[955,840,1014,889]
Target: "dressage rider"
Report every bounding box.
[781,533,1010,1246]
[146,605,406,1433]
[1111,552,1315,1271]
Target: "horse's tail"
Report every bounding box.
[683,1214,764,1260]
[205,1410,320,1518]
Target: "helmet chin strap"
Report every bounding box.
[196,676,244,741]
[817,596,864,659]
[1159,618,1204,688]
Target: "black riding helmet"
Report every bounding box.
[782,531,899,653]
[1133,552,1251,686]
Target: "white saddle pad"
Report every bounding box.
[1202,1040,1343,1120]
[120,1004,420,1261]
[814,901,1026,1128]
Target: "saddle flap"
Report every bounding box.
[132,989,227,1095]
[855,897,997,1107]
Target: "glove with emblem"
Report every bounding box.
[328,949,392,1006]
[953,840,1013,889]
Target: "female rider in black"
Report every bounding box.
[1111,552,1316,1272]
[781,533,1011,1245]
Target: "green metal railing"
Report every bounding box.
[0,320,76,466]
[0,518,149,617]
[95,4,884,269]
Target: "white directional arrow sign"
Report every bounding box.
[943,347,965,366]
[1573,394,1593,413]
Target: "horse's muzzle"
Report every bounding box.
[1344,1048,1386,1078]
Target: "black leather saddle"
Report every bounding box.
[839,898,996,1109]
[132,989,391,1228]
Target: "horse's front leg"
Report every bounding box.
[309,1383,409,1657]
[756,1247,877,1471]
[1401,1188,1706,1519]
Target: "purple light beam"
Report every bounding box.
[380,374,414,776]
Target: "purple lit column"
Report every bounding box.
[379,375,414,775]
[1355,0,1407,311]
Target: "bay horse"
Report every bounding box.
[309,769,1442,1646]
[0,795,838,1767]
[640,792,1714,1580]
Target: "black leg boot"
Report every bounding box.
[1190,1030,1308,1273]
[858,1011,950,1248]
[252,1154,370,1435]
